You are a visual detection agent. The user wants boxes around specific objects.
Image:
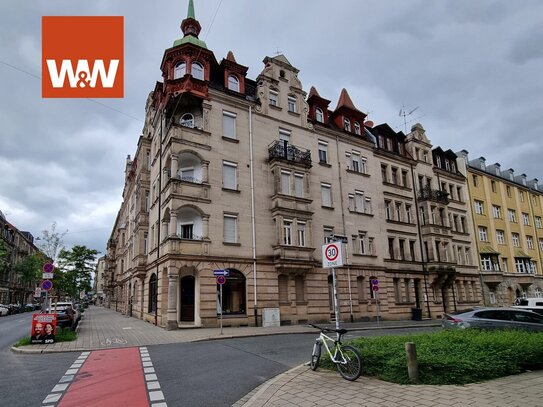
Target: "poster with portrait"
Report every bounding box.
[31,313,57,344]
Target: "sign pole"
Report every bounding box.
[376,290,381,326]
[220,283,223,335]
[332,267,340,331]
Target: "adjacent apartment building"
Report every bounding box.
[105,1,541,329]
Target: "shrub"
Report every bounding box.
[14,327,77,348]
[341,329,543,385]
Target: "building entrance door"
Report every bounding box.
[180,276,195,322]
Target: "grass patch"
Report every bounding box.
[321,329,543,385]
[14,327,77,348]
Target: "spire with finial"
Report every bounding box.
[181,0,202,38]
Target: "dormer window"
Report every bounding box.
[451,162,456,172]
[191,62,204,80]
[480,161,485,170]
[445,160,451,171]
[354,122,361,135]
[436,156,442,168]
[180,113,194,128]
[174,61,186,79]
[315,108,324,123]
[227,75,239,92]
[495,167,500,176]
[509,173,514,181]
[344,118,351,132]
[288,96,297,113]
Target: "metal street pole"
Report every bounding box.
[332,268,340,331]
[220,283,223,335]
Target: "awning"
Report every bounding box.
[479,245,500,255]
[514,249,532,259]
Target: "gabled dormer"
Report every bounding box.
[307,86,330,125]
[514,173,527,187]
[330,88,366,136]
[219,51,248,94]
[158,0,218,103]
[368,123,408,157]
[432,147,458,174]
[501,168,515,182]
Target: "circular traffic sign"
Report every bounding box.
[43,263,54,273]
[324,243,340,262]
[372,285,379,292]
[371,279,379,286]
[216,276,226,285]
[41,280,53,291]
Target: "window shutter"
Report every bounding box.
[223,216,236,243]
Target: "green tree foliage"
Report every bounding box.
[0,240,9,274]
[38,222,68,262]
[56,245,99,298]
[14,252,46,285]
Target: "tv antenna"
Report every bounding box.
[273,47,282,56]
[399,105,419,134]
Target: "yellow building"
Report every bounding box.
[458,152,543,304]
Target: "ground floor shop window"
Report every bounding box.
[218,269,246,315]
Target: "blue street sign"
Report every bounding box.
[213,269,230,277]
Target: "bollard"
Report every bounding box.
[405,342,419,383]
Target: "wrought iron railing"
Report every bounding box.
[417,185,449,204]
[268,140,312,167]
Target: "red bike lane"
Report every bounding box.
[58,347,149,407]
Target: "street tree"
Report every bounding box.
[56,245,99,298]
[38,222,68,262]
[14,252,46,285]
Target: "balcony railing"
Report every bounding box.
[418,186,449,204]
[176,233,205,241]
[268,140,312,167]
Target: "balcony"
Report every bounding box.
[418,186,449,204]
[272,245,316,273]
[167,122,210,149]
[164,177,210,203]
[268,141,312,168]
[164,235,210,256]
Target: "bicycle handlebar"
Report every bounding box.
[308,323,348,335]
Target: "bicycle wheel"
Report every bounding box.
[310,341,321,371]
[336,345,362,381]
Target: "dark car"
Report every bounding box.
[442,307,543,332]
[46,302,79,330]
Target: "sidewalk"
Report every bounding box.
[13,305,440,353]
[16,306,543,407]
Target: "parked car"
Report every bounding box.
[0,304,8,316]
[513,298,543,316]
[46,302,80,330]
[442,307,543,332]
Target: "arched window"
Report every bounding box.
[180,113,194,128]
[315,108,324,123]
[354,122,361,135]
[191,62,204,80]
[148,274,157,313]
[218,269,246,315]
[227,75,239,92]
[344,118,351,132]
[174,61,186,79]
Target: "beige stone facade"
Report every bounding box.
[105,3,541,329]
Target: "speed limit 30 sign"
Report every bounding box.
[322,242,344,268]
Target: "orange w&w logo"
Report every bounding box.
[42,16,124,98]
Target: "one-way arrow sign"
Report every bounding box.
[213,269,230,277]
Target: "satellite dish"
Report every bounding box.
[364,120,374,128]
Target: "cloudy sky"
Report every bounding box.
[1,0,542,255]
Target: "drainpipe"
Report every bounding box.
[249,106,258,326]
[335,135,354,323]
[155,109,164,326]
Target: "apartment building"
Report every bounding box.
[457,152,543,305]
[106,1,486,328]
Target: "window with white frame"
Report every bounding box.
[354,122,361,135]
[281,171,291,195]
[481,255,492,271]
[496,230,505,244]
[269,90,278,106]
[279,129,290,143]
[294,173,304,198]
[365,197,372,214]
[493,205,501,218]
[358,232,367,254]
[535,288,542,298]
[512,233,520,247]
[478,226,488,242]
[287,96,297,113]
[515,258,526,273]
[539,238,543,251]
[227,75,239,92]
[344,118,351,132]
[321,183,332,207]
[223,111,236,139]
[405,205,412,223]
[522,213,530,226]
[318,141,328,164]
[283,219,292,245]
[223,214,237,243]
[474,200,484,215]
[191,62,204,80]
[297,222,306,247]
[527,235,534,249]
[536,216,542,228]
[174,61,186,79]
[315,107,324,123]
[323,227,334,243]
[508,209,516,222]
[350,151,361,172]
[223,161,237,190]
[180,113,194,128]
